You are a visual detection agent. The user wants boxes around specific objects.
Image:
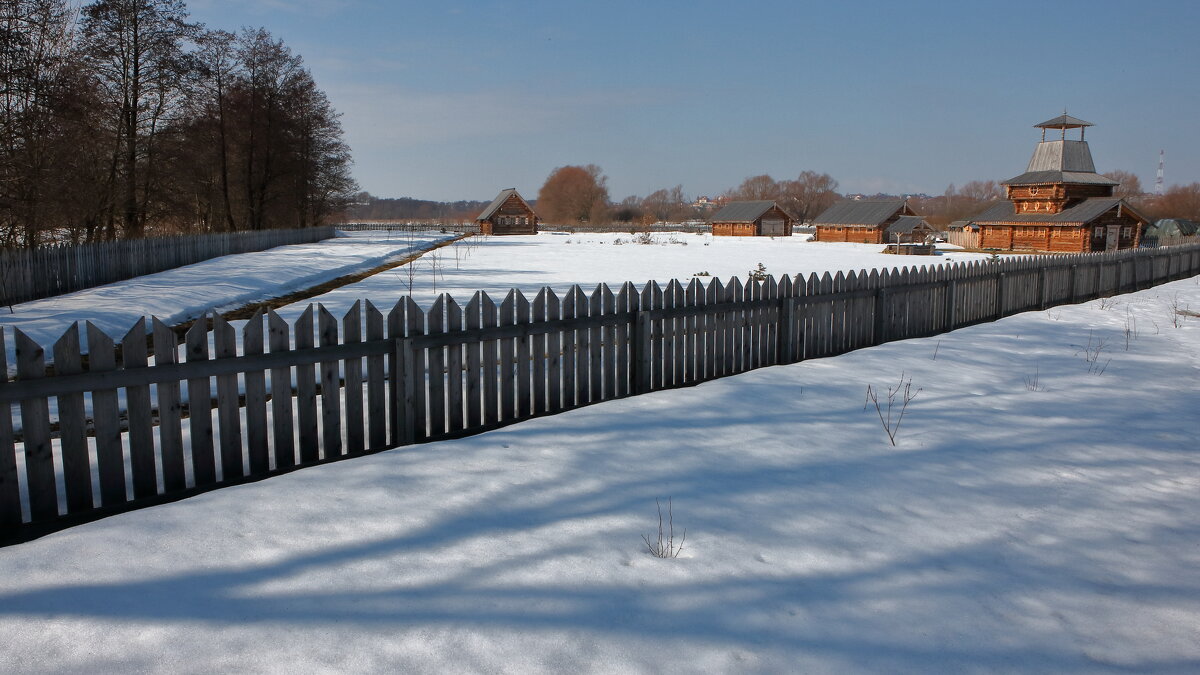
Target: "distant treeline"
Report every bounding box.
[1,0,356,250]
[344,194,492,222]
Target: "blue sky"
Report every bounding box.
[187,0,1200,202]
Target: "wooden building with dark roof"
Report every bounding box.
[476,188,538,235]
[709,200,794,236]
[812,198,917,243]
[972,115,1148,252]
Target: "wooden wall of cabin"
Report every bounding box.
[1086,211,1144,251]
[815,225,883,243]
[712,222,759,236]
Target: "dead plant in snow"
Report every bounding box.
[864,373,921,446]
[643,497,686,559]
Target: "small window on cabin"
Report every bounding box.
[1122,226,1131,237]
[1093,228,1104,239]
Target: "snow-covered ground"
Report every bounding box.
[0,229,454,357]
[1,275,1197,673]
[262,231,992,326]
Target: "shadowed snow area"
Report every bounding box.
[0,274,1197,673]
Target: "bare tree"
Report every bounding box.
[1103,170,1144,201]
[536,164,610,224]
[80,0,198,238]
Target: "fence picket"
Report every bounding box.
[52,324,91,513]
[466,293,484,427]
[151,319,185,490]
[294,306,319,463]
[268,310,296,469]
[16,329,56,519]
[531,290,548,414]
[243,312,269,474]
[343,303,365,454]
[0,330,17,528]
[318,306,342,457]
[445,296,464,434]
[88,323,128,501]
[213,314,243,480]
[499,291,517,420]
[365,301,387,450]
[588,286,603,402]
[514,290,533,417]
[481,293,499,425]
[121,319,157,497]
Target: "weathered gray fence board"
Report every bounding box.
[153,319,186,490]
[532,290,548,414]
[343,304,365,454]
[0,330,19,527]
[214,315,243,480]
[122,319,157,497]
[319,307,343,458]
[243,313,269,475]
[445,297,465,434]
[16,330,56,519]
[517,291,533,418]
[365,302,387,450]
[89,323,128,502]
[53,325,91,513]
[268,310,296,470]
[294,307,319,463]
[466,294,484,427]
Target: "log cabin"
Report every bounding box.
[812,198,917,243]
[476,188,539,235]
[972,115,1148,252]
[709,200,795,236]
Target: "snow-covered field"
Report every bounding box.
[1,272,1197,673]
[0,229,454,357]
[256,231,992,327]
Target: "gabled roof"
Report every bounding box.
[973,198,1148,225]
[813,198,907,226]
[710,200,791,223]
[885,216,933,236]
[476,188,533,221]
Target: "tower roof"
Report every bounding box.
[1035,114,1094,129]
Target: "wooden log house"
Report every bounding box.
[709,200,795,236]
[476,188,538,235]
[972,115,1148,252]
[812,198,918,243]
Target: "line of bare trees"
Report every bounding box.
[0,0,356,249]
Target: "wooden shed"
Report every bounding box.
[883,216,937,254]
[812,198,917,243]
[476,188,538,235]
[709,200,795,236]
[972,115,1148,252]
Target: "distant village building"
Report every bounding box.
[812,198,918,243]
[972,115,1148,252]
[709,200,795,236]
[692,196,722,211]
[476,188,538,235]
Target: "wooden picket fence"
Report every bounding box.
[0,226,335,306]
[1,242,1198,542]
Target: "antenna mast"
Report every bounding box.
[1155,150,1165,196]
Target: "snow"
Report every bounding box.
[0,229,454,359]
[1,268,1197,673]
